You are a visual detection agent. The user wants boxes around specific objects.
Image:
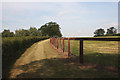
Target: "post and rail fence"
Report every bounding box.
[50,37,120,64]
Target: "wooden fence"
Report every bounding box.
[50,37,120,64]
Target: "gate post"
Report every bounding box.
[55,38,57,48]
[79,40,83,64]
[57,38,58,49]
[68,38,70,56]
[63,38,64,52]
[59,38,61,49]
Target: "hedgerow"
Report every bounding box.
[2,36,49,78]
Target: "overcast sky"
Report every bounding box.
[1,2,118,37]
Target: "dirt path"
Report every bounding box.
[9,39,118,78]
[10,39,62,78]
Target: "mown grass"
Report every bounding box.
[58,36,119,67]
[2,36,49,78]
[9,39,119,78]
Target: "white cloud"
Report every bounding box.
[57,11,68,16]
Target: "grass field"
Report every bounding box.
[10,39,119,78]
[58,36,119,67]
[3,36,119,78]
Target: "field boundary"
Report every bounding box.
[50,37,120,64]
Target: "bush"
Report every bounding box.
[2,36,49,78]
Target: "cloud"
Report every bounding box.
[57,11,68,16]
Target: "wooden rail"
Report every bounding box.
[50,37,120,64]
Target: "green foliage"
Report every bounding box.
[2,22,62,37]
[94,28,105,37]
[2,36,49,78]
[15,29,30,37]
[94,27,119,37]
[106,27,117,36]
[38,22,62,37]
[15,27,41,37]
[2,36,48,55]
[2,29,14,37]
[29,27,41,36]
[113,33,120,36]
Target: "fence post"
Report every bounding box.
[57,38,58,49]
[55,38,57,48]
[52,38,54,45]
[68,38,70,56]
[54,38,55,47]
[53,38,55,46]
[53,38,54,45]
[63,38,64,52]
[51,38,52,44]
[79,39,83,64]
[56,38,57,48]
[52,38,53,45]
[59,38,61,49]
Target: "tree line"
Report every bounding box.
[1,22,62,37]
[1,22,119,37]
[94,27,120,37]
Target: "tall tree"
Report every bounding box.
[94,28,105,37]
[2,29,14,37]
[15,29,29,37]
[29,27,41,36]
[106,27,117,36]
[38,22,62,37]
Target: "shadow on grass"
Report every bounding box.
[84,53,118,67]
[11,54,118,78]
[2,48,28,78]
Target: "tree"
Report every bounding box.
[29,27,41,36]
[38,22,62,37]
[15,29,30,37]
[15,27,41,37]
[106,27,117,36]
[2,29,14,37]
[0,33,2,37]
[94,28,105,37]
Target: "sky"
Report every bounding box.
[1,2,118,37]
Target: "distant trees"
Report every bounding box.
[1,21,63,37]
[94,27,119,37]
[15,29,29,37]
[106,27,117,36]
[38,22,62,37]
[94,28,105,37]
[2,29,14,37]
[15,27,41,37]
[1,27,42,37]
[29,27,41,36]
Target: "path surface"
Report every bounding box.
[9,39,118,78]
[10,39,60,78]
